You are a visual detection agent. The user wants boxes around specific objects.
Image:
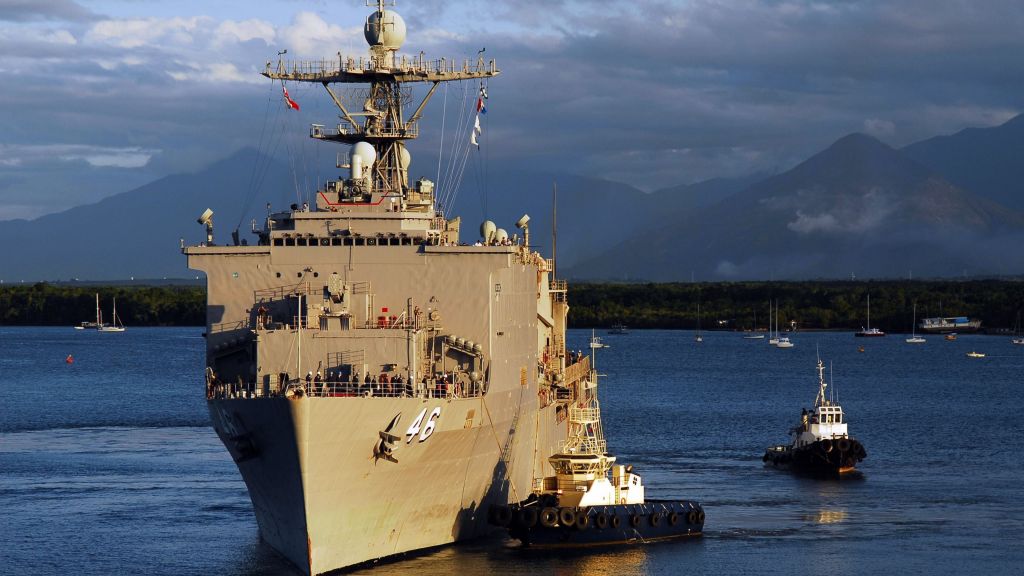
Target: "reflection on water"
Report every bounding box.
[803,509,847,524]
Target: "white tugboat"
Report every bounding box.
[489,334,704,546]
[763,358,866,476]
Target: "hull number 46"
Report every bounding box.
[406,407,441,443]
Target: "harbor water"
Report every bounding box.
[2,327,1022,575]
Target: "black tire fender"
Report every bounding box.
[575,511,591,531]
[558,507,576,527]
[539,507,558,528]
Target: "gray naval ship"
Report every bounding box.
[182,2,591,574]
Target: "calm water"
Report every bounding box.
[2,327,1023,575]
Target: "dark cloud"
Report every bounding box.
[1,0,1023,220]
[0,0,95,22]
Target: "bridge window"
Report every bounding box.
[273,238,283,246]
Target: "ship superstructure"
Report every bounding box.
[183,3,581,573]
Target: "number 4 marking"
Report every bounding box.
[406,407,442,443]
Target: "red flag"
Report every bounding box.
[282,85,300,111]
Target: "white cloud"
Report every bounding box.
[215,19,275,46]
[787,210,841,234]
[863,118,895,138]
[166,61,263,84]
[85,16,208,49]
[279,12,359,56]
[0,144,158,169]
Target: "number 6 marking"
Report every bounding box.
[406,407,442,443]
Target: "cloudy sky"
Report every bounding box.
[1,0,1022,220]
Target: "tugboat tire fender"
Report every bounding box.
[595,512,609,529]
[698,510,706,524]
[540,507,558,528]
[649,513,662,527]
[493,506,512,527]
[837,438,851,452]
[610,515,621,529]
[558,507,576,527]
[630,514,642,528]
[517,507,538,528]
[575,511,591,531]
[821,439,834,453]
[687,510,699,525]
[669,512,680,526]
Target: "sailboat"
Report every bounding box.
[1012,312,1024,345]
[855,294,885,337]
[98,297,126,332]
[743,309,765,339]
[774,302,794,348]
[768,301,779,345]
[906,302,925,344]
[75,293,103,330]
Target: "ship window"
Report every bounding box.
[297,272,303,278]
[297,238,308,246]
[356,238,366,246]
[273,238,283,246]
[367,238,376,246]
[344,238,354,246]
[285,238,295,246]
[331,238,341,246]
[401,237,412,246]
[276,272,282,278]
[313,272,319,278]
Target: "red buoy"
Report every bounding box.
[66,354,74,364]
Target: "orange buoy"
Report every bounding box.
[65,354,74,364]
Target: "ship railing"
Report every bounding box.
[253,282,321,302]
[208,378,487,400]
[312,123,419,140]
[557,438,607,455]
[268,56,498,79]
[564,357,590,387]
[210,320,247,334]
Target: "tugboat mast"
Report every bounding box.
[263,0,498,213]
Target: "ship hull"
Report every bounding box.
[496,501,704,547]
[763,438,866,476]
[209,392,565,575]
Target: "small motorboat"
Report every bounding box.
[945,333,957,341]
[966,351,985,358]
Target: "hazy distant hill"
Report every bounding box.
[0,149,295,281]
[5,117,1023,282]
[567,133,1024,281]
[903,114,1024,211]
[452,171,759,270]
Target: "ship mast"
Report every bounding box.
[263,0,498,213]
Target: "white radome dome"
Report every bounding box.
[398,145,411,170]
[364,10,407,49]
[351,141,377,166]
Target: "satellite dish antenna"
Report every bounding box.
[197,208,214,245]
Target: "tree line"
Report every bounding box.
[2,280,1022,332]
[568,280,1024,333]
[0,283,205,326]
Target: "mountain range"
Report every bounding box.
[1,115,1022,281]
